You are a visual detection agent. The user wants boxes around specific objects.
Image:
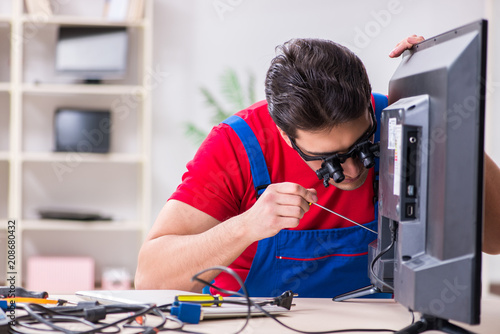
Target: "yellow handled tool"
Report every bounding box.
[1,297,61,305]
[174,294,223,307]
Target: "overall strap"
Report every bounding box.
[222,115,271,197]
[371,93,389,204]
[372,92,388,149]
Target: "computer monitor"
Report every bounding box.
[55,26,129,83]
[369,20,486,332]
[54,109,111,153]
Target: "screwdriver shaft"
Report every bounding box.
[311,202,377,235]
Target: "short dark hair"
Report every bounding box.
[265,38,372,138]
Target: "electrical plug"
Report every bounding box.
[272,290,297,310]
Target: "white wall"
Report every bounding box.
[150,0,500,284]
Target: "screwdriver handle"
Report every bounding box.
[175,294,223,307]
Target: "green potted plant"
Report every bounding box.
[185,68,257,145]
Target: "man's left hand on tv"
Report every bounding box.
[389,34,425,58]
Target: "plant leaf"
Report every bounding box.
[200,86,226,114]
[221,68,245,112]
[200,86,230,124]
[184,123,208,146]
[185,68,257,147]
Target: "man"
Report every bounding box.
[135,36,500,297]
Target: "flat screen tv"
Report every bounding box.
[54,109,111,153]
[374,20,486,332]
[55,26,128,83]
[335,20,487,334]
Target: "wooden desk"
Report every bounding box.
[14,295,500,333]
[178,297,500,334]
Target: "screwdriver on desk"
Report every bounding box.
[309,202,377,235]
[175,294,223,307]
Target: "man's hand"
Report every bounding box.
[240,183,318,241]
[389,34,425,58]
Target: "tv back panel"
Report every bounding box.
[370,20,486,327]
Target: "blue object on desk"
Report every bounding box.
[170,302,202,324]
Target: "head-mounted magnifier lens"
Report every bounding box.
[289,106,379,187]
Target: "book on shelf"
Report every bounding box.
[25,0,52,16]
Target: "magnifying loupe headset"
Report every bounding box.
[289,105,379,187]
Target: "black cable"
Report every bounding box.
[12,316,120,334]
[14,302,159,334]
[123,307,175,333]
[191,265,252,334]
[190,266,398,334]
[369,223,397,291]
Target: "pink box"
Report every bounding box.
[27,256,95,294]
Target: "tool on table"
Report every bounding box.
[0,297,62,305]
[174,294,223,307]
[0,287,48,299]
[310,202,377,235]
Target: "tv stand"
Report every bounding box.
[396,315,476,334]
[332,284,383,301]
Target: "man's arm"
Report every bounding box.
[483,154,500,254]
[135,183,317,291]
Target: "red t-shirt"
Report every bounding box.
[170,100,376,292]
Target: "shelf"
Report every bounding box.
[22,15,144,27]
[22,152,144,163]
[6,0,153,288]
[21,219,142,231]
[0,15,10,24]
[0,83,10,92]
[22,83,144,96]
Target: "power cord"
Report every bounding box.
[9,258,408,334]
[191,266,252,334]
[191,266,398,334]
[11,302,166,334]
[370,221,397,291]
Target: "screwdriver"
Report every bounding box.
[175,294,223,307]
[310,202,377,235]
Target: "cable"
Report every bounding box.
[369,222,397,291]
[12,302,162,334]
[190,266,397,334]
[409,309,415,325]
[191,266,252,334]
[10,261,406,334]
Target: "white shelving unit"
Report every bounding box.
[0,0,153,288]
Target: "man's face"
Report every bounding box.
[280,110,373,191]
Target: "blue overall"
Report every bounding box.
[221,94,388,298]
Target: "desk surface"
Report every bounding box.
[12,295,498,333]
[181,297,500,334]
[45,295,496,334]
